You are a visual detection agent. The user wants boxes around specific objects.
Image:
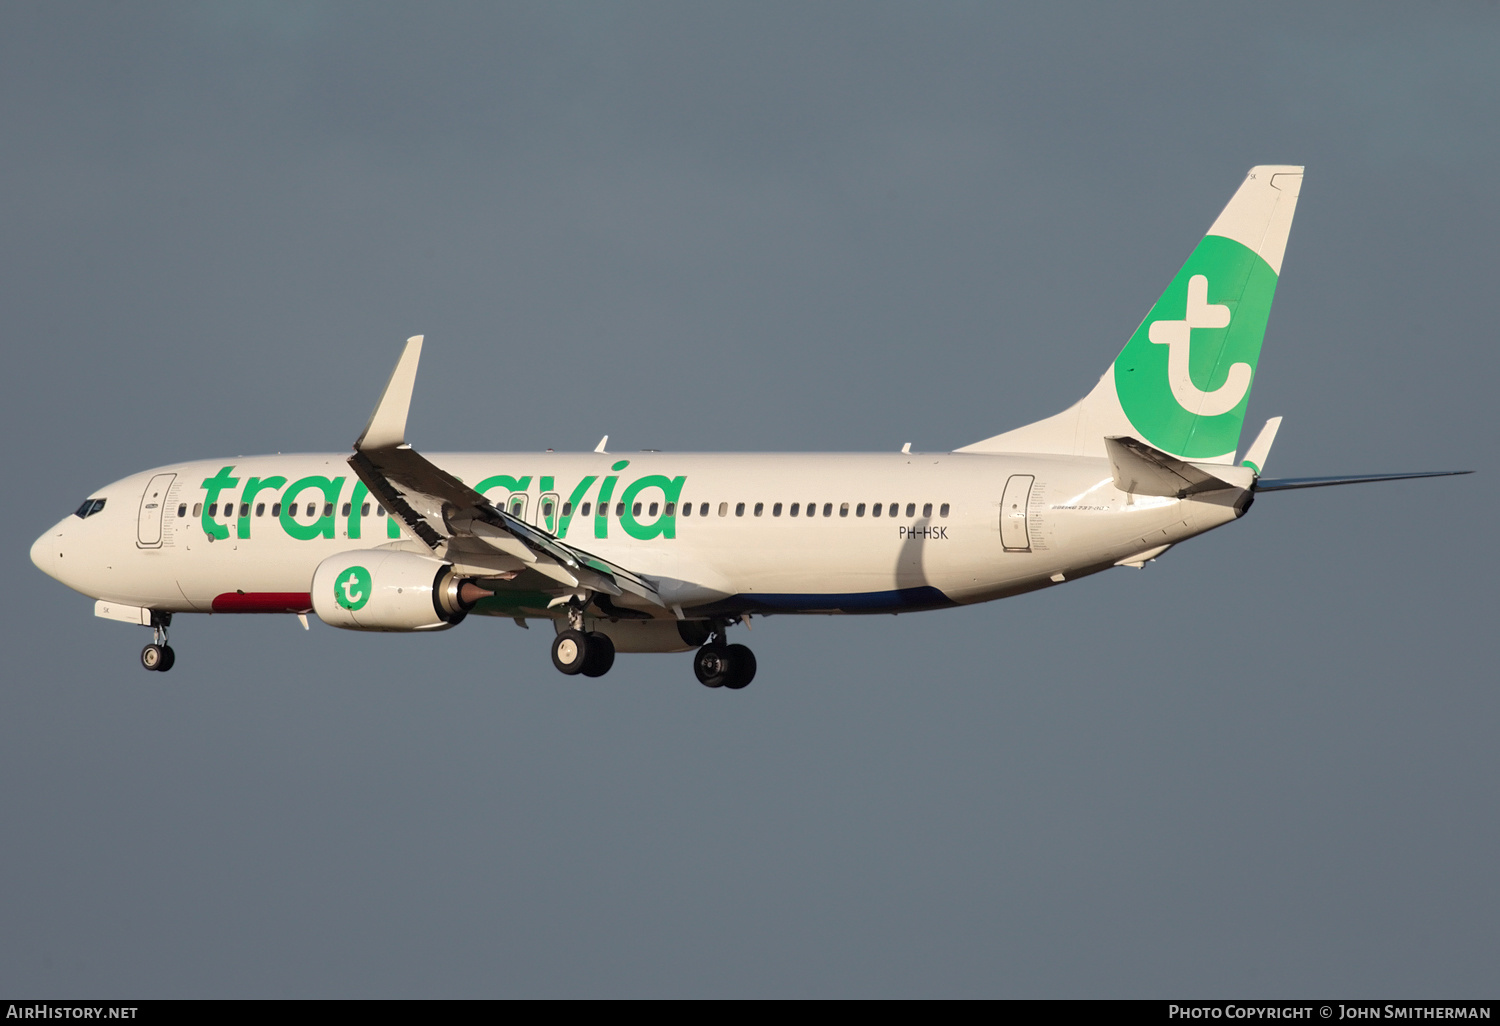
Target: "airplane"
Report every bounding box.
[30,165,1470,688]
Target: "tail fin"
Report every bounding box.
[957,165,1303,464]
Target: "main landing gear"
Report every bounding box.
[550,628,617,677]
[140,615,175,673]
[693,624,756,690]
[551,603,616,678]
[547,606,758,689]
[550,603,617,680]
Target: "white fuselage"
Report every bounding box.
[31,450,1248,623]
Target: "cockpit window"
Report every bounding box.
[73,498,106,519]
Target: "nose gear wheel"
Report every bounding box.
[140,618,175,672]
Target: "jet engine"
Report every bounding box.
[311,550,487,632]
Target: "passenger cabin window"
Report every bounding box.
[700,503,709,517]
[580,502,592,517]
[208,503,218,517]
[256,503,265,517]
[664,502,675,516]
[905,502,916,517]
[542,500,555,518]
[562,502,572,516]
[855,503,866,517]
[872,503,882,517]
[240,503,249,517]
[615,502,625,517]
[940,503,950,517]
[923,503,933,517]
[753,502,763,516]
[341,503,351,517]
[376,505,386,517]
[790,502,800,516]
[680,502,691,517]
[361,503,370,516]
[735,502,745,517]
[193,503,202,517]
[718,502,728,517]
[271,503,281,517]
[632,502,642,517]
[823,503,833,517]
[772,502,782,517]
[177,504,187,517]
[649,502,659,517]
[323,503,334,517]
[840,502,850,517]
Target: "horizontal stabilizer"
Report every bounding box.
[1105,436,1252,497]
[1254,470,1472,492]
[1240,416,1283,475]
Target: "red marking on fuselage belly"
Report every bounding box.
[211,592,313,613]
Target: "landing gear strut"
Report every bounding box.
[551,601,617,678]
[551,629,616,677]
[141,615,175,673]
[693,623,755,690]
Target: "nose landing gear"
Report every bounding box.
[140,616,175,672]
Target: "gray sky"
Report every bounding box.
[3,2,1496,998]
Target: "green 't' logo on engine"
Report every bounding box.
[1113,234,1279,459]
[335,565,372,611]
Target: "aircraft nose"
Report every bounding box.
[31,523,63,581]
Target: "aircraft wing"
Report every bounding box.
[347,337,666,609]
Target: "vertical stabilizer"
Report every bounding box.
[957,166,1302,463]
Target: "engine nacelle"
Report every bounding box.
[311,550,481,632]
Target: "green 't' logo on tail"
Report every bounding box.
[1113,234,1280,460]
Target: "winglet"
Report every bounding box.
[355,336,423,451]
[594,435,609,454]
[1240,416,1283,476]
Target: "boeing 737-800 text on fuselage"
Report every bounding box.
[29,167,1469,687]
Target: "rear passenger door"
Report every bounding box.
[1000,474,1033,552]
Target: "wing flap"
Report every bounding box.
[347,339,666,609]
